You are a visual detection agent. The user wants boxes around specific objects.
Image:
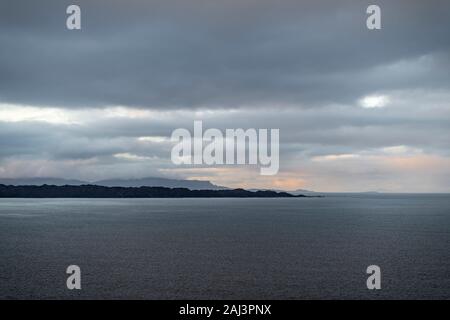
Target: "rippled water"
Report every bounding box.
[1,195,449,299]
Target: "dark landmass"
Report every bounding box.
[0,184,303,198]
[249,188,319,196]
[0,176,227,190]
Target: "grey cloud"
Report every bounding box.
[1,94,449,165]
[1,0,449,108]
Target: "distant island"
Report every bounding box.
[0,184,305,198]
[0,176,227,190]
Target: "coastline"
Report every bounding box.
[0,184,310,198]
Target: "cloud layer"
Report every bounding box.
[1,0,450,192]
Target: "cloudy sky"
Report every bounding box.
[0,0,449,192]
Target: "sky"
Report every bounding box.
[0,0,449,192]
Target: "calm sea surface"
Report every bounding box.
[1,195,449,299]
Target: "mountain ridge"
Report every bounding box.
[0,184,303,198]
[0,177,227,190]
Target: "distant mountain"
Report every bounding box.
[92,177,227,190]
[290,189,318,196]
[0,177,87,186]
[0,176,227,190]
[0,185,302,198]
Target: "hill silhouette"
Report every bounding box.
[0,176,226,190]
[0,184,303,198]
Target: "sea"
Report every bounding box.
[0,194,449,299]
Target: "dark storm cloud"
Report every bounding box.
[1,0,449,108]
